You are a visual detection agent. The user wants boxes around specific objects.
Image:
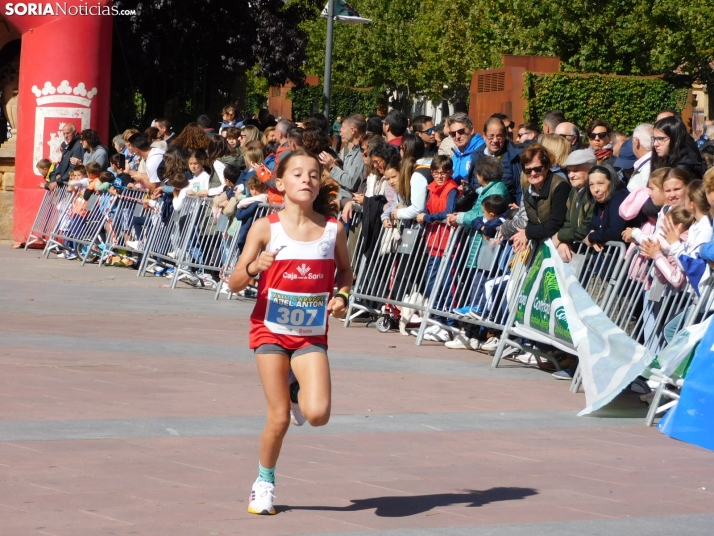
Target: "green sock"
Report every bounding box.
[258,462,275,484]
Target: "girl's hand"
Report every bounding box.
[446,213,458,227]
[639,239,661,258]
[662,214,683,245]
[511,228,528,252]
[352,193,364,205]
[328,296,347,319]
[416,213,426,224]
[592,243,604,252]
[251,249,281,275]
[622,228,634,243]
[382,219,393,228]
[219,200,228,208]
[341,201,353,222]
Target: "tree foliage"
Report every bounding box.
[302,0,714,114]
[288,85,384,122]
[111,0,321,129]
[524,73,690,134]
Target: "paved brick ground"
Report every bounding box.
[1,245,714,535]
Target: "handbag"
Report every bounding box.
[379,225,401,255]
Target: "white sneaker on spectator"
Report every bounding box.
[515,352,537,365]
[56,252,67,259]
[126,240,142,250]
[480,337,500,353]
[445,336,480,350]
[422,325,439,341]
[430,328,452,342]
[501,346,521,360]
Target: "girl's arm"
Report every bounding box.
[228,217,272,292]
[395,174,428,220]
[328,224,353,319]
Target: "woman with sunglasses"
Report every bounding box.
[587,119,617,166]
[651,116,705,180]
[500,144,572,252]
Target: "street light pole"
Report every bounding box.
[322,0,335,121]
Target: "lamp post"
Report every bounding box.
[321,1,371,121]
[323,0,335,121]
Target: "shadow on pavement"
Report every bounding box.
[282,486,538,517]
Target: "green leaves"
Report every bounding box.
[524,73,689,133]
[288,86,384,122]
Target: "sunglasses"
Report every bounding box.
[450,128,469,138]
[524,165,544,175]
[419,127,436,135]
[504,121,515,129]
[589,132,609,140]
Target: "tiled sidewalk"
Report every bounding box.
[1,245,713,536]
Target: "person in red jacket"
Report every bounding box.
[416,155,459,342]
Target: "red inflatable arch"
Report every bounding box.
[3,2,112,242]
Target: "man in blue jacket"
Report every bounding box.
[478,117,523,203]
[447,112,485,187]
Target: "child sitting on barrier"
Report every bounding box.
[472,195,511,238]
[211,164,242,219]
[417,156,459,342]
[36,158,55,189]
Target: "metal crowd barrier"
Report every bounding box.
[25,186,77,250]
[168,197,242,290]
[418,226,517,341]
[44,190,117,265]
[344,220,458,330]
[138,195,203,277]
[214,202,280,299]
[98,188,156,267]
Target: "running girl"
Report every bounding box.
[228,150,352,516]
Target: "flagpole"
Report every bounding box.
[323,0,335,121]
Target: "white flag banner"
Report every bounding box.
[512,240,656,415]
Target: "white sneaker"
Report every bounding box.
[445,336,480,350]
[126,240,142,250]
[287,370,306,426]
[501,346,521,360]
[247,479,276,515]
[422,325,439,341]
[56,252,67,259]
[424,326,451,342]
[480,337,500,353]
[220,286,232,295]
[515,352,537,365]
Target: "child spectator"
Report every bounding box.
[36,159,55,189]
[472,194,511,238]
[168,173,191,211]
[109,154,134,187]
[211,164,243,219]
[640,206,696,289]
[264,140,279,171]
[233,177,270,251]
[187,149,211,195]
[417,155,459,343]
[448,156,509,228]
[67,165,89,191]
[219,105,239,133]
[224,127,241,149]
[381,155,403,226]
[700,168,714,265]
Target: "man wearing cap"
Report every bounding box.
[552,149,598,263]
[627,123,653,191]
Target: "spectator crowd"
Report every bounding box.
[34,104,714,382]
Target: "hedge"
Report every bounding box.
[288,85,383,123]
[523,73,690,134]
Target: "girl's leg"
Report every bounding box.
[255,353,292,468]
[289,352,331,427]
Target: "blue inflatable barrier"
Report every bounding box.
[659,317,714,451]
